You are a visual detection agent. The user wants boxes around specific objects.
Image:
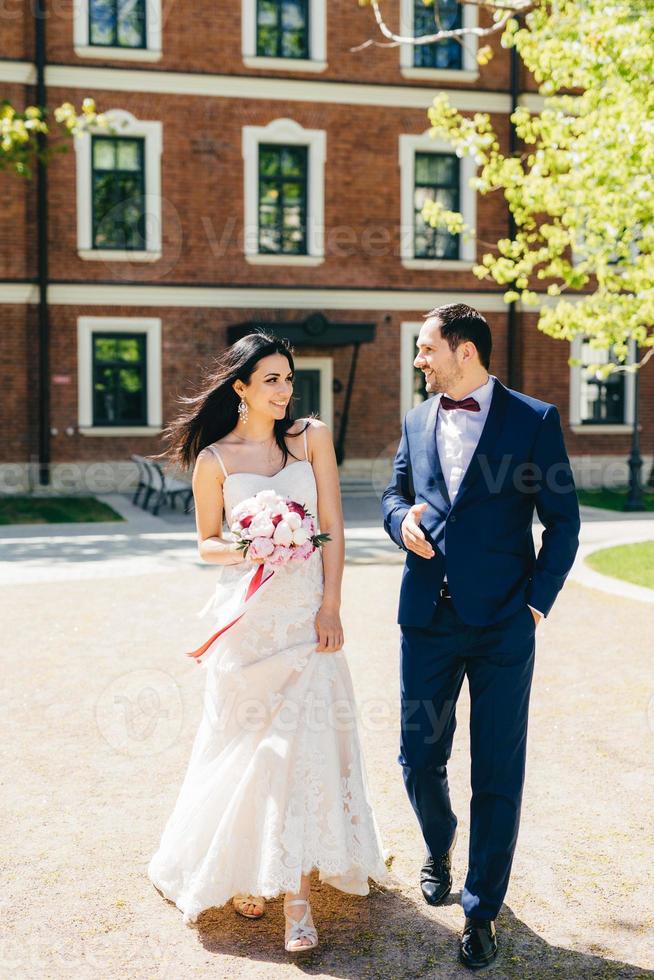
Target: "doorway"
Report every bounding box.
[293,356,333,429]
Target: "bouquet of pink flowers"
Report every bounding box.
[230,489,330,565]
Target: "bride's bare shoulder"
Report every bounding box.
[195,439,232,472]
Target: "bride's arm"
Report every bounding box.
[308,420,345,652]
[192,449,245,565]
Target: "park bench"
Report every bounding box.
[131,454,193,516]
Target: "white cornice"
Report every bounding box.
[0,60,36,84]
[0,283,38,303]
[29,64,513,112]
[517,93,546,112]
[0,282,510,312]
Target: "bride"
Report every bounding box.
[147,331,387,953]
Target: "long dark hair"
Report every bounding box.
[151,331,306,471]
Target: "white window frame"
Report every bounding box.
[399,0,479,81]
[399,131,476,270]
[77,316,163,435]
[73,0,163,61]
[74,109,163,262]
[242,0,327,72]
[569,335,636,433]
[294,356,333,430]
[242,117,326,266]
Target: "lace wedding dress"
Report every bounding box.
[147,437,387,924]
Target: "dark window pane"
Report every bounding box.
[92,333,147,425]
[89,0,114,45]
[258,144,308,254]
[415,153,457,185]
[117,0,146,48]
[257,0,308,59]
[92,136,146,250]
[90,0,146,48]
[293,368,321,419]
[281,147,305,176]
[281,181,302,204]
[414,152,460,260]
[580,343,627,424]
[116,139,142,171]
[93,138,117,170]
[259,149,280,177]
[414,0,463,70]
[257,0,279,57]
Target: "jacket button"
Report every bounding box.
[449,515,457,523]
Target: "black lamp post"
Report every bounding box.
[624,345,645,511]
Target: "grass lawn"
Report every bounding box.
[577,487,654,511]
[586,540,654,590]
[0,495,125,525]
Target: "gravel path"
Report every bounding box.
[2,562,653,979]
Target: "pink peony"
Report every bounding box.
[291,540,314,562]
[267,545,293,566]
[273,521,293,547]
[302,515,316,535]
[291,527,309,546]
[287,500,306,518]
[285,511,302,531]
[248,512,275,538]
[248,536,275,560]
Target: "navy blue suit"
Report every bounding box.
[382,379,580,919]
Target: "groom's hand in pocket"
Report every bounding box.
[401,503,435,559]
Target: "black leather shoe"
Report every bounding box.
[459,917,497,969]
[419,828,457,905]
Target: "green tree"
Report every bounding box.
[1,98,107,177]
[358,0,654,373]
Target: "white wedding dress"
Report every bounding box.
[147,437,387,924]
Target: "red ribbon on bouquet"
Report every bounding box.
[185,563,274,665]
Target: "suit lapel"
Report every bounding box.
[450,377,509,512]
[424,394,451,508]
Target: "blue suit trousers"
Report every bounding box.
[399,597,536,920]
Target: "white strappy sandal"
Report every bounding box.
[232,894,266,919]
[284,898,319,953]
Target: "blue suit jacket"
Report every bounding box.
[381,379,581,627]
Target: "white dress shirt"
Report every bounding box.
[436,375,543,619]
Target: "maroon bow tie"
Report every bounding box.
[440,395,481,412]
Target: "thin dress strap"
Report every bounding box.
[302,423,309,461]
[206,443,229,479]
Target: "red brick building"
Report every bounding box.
[1,1,651,493]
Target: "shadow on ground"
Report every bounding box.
[155,875,652,980]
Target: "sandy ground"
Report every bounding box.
[2,562,653,979]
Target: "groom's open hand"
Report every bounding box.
[401,503,435,559]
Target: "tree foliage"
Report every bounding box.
[360,0,654,369]
[1,98,106,177]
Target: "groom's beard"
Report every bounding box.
[424,364,463,395]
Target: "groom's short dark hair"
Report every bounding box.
[424,303,492,370]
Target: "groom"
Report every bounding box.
[382,303,580,969]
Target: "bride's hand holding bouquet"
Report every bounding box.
[186,489,331,664]
[230,489,330,567]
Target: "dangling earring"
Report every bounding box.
[238,398,249,424]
